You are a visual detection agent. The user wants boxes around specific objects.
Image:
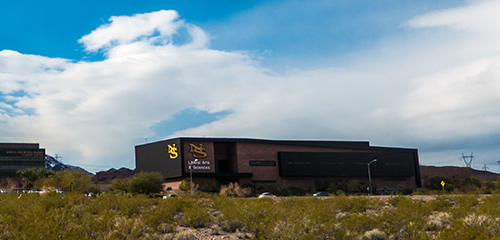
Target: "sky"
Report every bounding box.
[2,0,500,173]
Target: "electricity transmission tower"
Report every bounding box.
[461,152,474,168]
[482,164,489,171]
[55,153,63,163]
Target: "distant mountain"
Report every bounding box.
[92,168,136,184]
[471,169,500,182]
[45,155,92,175]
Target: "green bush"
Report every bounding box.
[179,179,192,192]
[34,169,95,193]
[110,177,130,193]
[5,192,500,239]
[17,168,55,189]
[182,202,211,228]
[128,172,164,196]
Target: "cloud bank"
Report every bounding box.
[1,1,500,171]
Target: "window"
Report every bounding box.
[249,161,276,166]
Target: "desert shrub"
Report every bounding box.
[182,202,212,228]
[219,182,251,197]
[484,181,495,190]
[110,177,131,193]
[363,228,387,240]
[345,180,362,193]
[411,189,427,195]
[478,194,500,216]
[35,169,94,193]
[314,179,330,191]
[336,196,382,213]
[463,177,482,188]
[326,182,342,193]
[6,191,500,239]
[387,195,405,207]
[380,197,430,239]
[335,189,346,196]
[197,180,219,192]
[427,212,451,230]
[141,198,186,232]
[288,187,307,196]
[399,188,413,195]
[428,176,454,191]
[128,171,164,196]
[174,229,196,240]
[456,194,479,209]
[424,197,453,212]
[179,179,192,192]
[439,213,499,240]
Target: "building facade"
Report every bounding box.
[135,138,421,190]
[0,143,45,179]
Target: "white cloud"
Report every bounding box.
[408,0,500,33]
[78,10,184,52]
[2,1,500,172]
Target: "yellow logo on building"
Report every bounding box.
[189,143,208,158]
[167,144,178,159]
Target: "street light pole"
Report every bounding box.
[368,159,377,196]
[190,159,198,196]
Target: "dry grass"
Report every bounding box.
[2,193,500,239]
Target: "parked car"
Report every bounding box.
[163,194,178,199]
[258,192,276,198]
[313,192,330,197]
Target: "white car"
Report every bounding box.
[258,192,276,198]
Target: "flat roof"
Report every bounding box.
[0,143,40,149]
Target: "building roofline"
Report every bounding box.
[137,137,416,151]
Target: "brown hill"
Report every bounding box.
[92,168,136,184]
[471,169,500,182]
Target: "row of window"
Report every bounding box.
[0,170,20,178]
[0,161,45,166]
[249,160,408,167]
[249,161,276,166]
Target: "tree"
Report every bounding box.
[128,172,164,196]
[111,178,131,193]
[428,176,453,191]
[462,177,482,188]
[179,179,192,192]
[34,169,95,193]
[16,168,55,189]
[345,180,362,193]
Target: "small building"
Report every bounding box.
[135,137,421,190]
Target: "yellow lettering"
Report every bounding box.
[167,144,178,159]
[189,143,208,158]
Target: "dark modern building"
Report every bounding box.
[0,143,46,178]
[135,138,421,190]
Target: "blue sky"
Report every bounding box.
[2,0,500,173]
